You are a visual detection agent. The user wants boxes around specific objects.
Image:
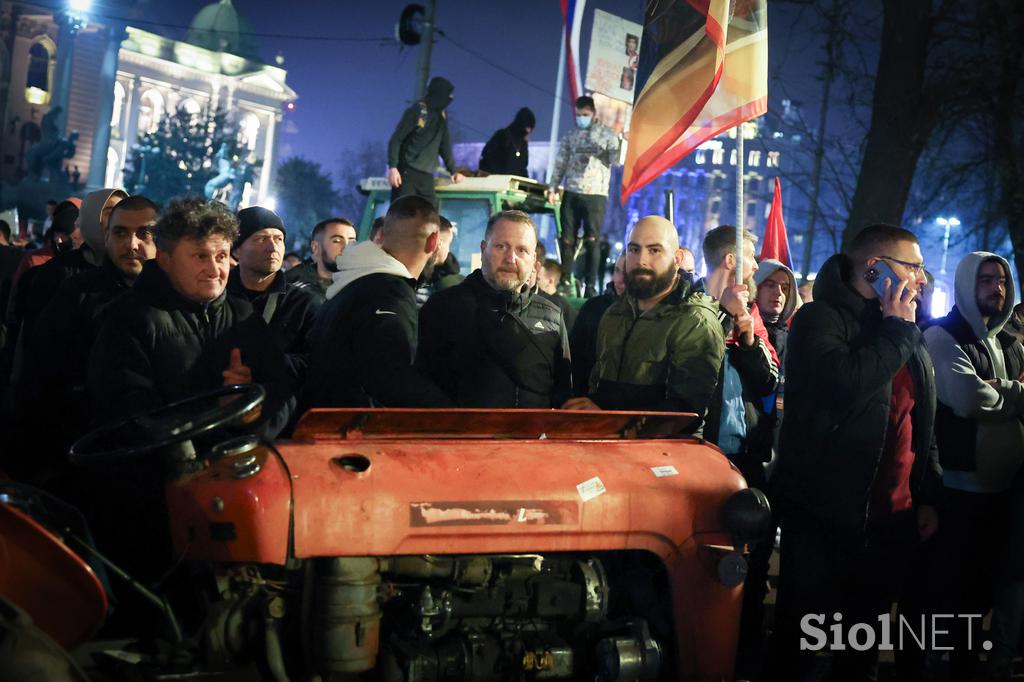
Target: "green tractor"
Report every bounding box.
[357,174,564,282]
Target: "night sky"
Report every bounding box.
[116,0,822,183]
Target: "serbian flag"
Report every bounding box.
[559,0,586,101]
[760,177,793,268]
[621,0,768,200]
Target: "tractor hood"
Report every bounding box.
[167,409,744,565]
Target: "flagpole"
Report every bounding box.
[546,28,567,184]
[735,126,745,285]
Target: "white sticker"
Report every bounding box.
[651,465,679,477]
[576,476,607,502]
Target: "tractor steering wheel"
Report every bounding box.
[69,384,266,465]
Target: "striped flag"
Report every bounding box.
[622,0,768,200]
[559,0,587,101]
[760,177,793,269]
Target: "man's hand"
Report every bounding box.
[719,283,750,318]
[562,397,601,411]
[546,189,560,205]
[387,167,402,188]
[734,310,756,347]
[222,347,253,385]
[881,277,917,323]
[917,504,939,541]
[450,172,465,184]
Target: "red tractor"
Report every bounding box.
[0,386,770,680]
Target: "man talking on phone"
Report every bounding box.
[765,224,942,681]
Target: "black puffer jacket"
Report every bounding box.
[569,292,617,397]
[771,254,941,534]
[88,261,292,437]
[227,268,321,384]
[417,269,572,408]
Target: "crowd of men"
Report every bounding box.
[0,82,1023,681]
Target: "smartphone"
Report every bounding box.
[863,259,902,299]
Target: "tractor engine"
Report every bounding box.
[312,554,665,681]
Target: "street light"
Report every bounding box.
[936,216,960,275]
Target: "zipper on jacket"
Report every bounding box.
[615,313,641,383]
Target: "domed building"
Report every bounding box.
[0,0,296,207]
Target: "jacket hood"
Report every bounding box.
[424,77,454,110]
[79,188,127,257]
[754,258,798,322]
[812,253,878,320]
[510,107,536,136]
[953,251,1016,339]
[325,241,415,300]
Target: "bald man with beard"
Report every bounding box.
[563,216,724,434]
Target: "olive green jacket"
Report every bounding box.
[590,277,725,432]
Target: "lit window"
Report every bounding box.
[748,150,761,166]
[712,148,724,165]
[25,41,52,104]
[729,149,736,165]
[767,151,781,168]
[695,150,705,165]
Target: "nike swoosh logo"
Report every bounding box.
[375,309,397,316]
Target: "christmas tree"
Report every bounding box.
[123,105,244,205]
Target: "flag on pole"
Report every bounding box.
[760,177,793,269]
[559,0,587,101]
[621,0,768,201]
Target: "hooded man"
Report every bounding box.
[479,107,536,177]
[303,196,453,409]
[227,206,321,385]
[387,77,465,206]
[908,252,1024,678]
[547,95,621,296]
[10,196,159,478]
[767,224,941,681]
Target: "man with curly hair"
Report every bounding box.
[88,198,292,437]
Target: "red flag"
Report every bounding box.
[759,177,792,269]
[621,0,768,200]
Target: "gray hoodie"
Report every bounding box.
[753,259,798,323]
[78,188,127,264]
[924,251,1024,492]
[324,240,414,300]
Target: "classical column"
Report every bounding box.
[49,12,79,133]
[87,24,125,189]
[257,110,277,202]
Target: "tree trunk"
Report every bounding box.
[989,1,1024,293]
[842,0,936,249]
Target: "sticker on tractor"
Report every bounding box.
[410,500,579,527]
[576,476,606,502]
[651,465,679,477]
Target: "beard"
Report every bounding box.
[978,294,1005,317]
[625,264,677,300]
[319,254,339,273]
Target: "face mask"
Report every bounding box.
[576,115,593,130]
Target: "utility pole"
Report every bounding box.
[414,0,437,101]
[800,0,840,283]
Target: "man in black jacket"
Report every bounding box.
[227,206,320,385]
[88,198,291,438]
[417,210,571,408]
[387,77,465,206]
[767,224,942,682]
[8,196,158,478]
[303,196,452,409]
[285,217,357,297]
[479,107,535,177]
[569,252,624,396]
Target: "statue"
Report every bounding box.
[204,146,260,211]
[204,143,233,203]
[23,107,79,182]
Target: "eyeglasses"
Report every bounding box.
[879,256,927,276]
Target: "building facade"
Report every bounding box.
[0,0,295,205]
